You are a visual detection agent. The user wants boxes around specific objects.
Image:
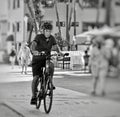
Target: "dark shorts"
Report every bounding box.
[32,55,46,77]
[85,62,88,66]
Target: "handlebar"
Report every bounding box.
[33,51,69,58]
[47,53,69,59]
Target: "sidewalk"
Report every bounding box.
[0,64,120,117]
[1,87,120,117]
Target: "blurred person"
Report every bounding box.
[83,50,90,72]
[18,42,32,74]
[105,39,119,77]
[9,45,16,69]
[89,36,111,96]
[89,37,101,96]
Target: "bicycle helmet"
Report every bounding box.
[42,22,53,30]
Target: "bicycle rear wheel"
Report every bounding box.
[44,76,53,113]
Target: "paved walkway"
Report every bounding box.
[0,64,120,117]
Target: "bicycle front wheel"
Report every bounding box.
[44,76,53,113]
[36,91,42,109]
[36,79,42,109]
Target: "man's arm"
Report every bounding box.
[30,41,39,55]
[53,44,63,56]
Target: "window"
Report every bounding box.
[58,0,64,2]
[82,22,104,32]
[13,0,20,9]
[27,22,31,31]
[116,0,120,6]
[8,0,11,9]
[16,22,20,32]
[71,22,79,27]
[58,0,78,3]
[13,0,16,9]
[56,21,65,27]
[41,20,53,24]
[58,0,72,2]
[82,0,98,8]
[17,0,20,8]
[12,24,15,32]
[8,22,10,31]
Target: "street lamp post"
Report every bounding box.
[74,0,76,36]
[66,1,70,50]
[13,23,17,50]
[24,15,28,42]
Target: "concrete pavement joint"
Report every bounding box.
[0,102,25,117]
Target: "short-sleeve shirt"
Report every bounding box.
[33,34,57,55]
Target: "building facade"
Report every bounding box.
[1,0,120,54]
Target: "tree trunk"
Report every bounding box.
[105,0,112,26]
[27,25,33,45]
[26,0,38,34]
[55,1,61,36]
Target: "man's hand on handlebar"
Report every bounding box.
[32,51,39,56]
[57,52,69,57]
[32,51,45,56]
[58,52,64,57]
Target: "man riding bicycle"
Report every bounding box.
[30,22,62,105]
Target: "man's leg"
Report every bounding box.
[49,61,55,89]
[21,58,24,74]
[31,75,39,104]
[91,76,99,95]
[25,60,28,74]
[30,60,43,105]
[98,69,107,96]
[11,57,14,69]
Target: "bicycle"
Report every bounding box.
[35,52,69,113]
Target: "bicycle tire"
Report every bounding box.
[36,91,42,109]
[44,76,53,113]
[36,79,42,109]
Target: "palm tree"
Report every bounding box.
[24,0,44,44]
[55,0,62,37]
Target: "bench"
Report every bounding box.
[57,56,70,69]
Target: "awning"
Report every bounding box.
[6,35,14,41]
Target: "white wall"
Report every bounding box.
[7,0,24,43]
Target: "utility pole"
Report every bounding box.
[68,0,74,31]
[74,0,76,36]
[66,1,70,50]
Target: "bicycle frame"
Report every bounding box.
[36,52,68,113]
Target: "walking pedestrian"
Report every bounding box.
[89,36,111,96]
[18,42,32,74]
[9,45,16,69]
[83,50,90,72]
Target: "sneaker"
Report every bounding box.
[53,85,56,90]
[30,97,37,105]
[48,84,56,90]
